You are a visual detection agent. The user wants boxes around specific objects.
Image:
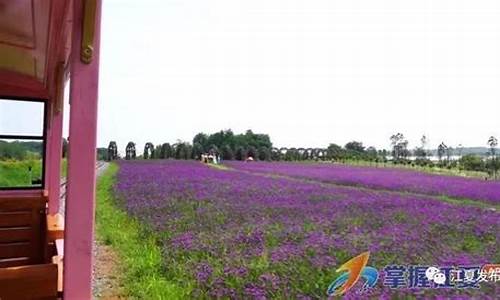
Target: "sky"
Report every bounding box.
[3,0,500,151]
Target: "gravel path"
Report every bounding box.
[58,162,124,299]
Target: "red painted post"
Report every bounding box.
[63,0,102,298]
[47,106,64,214]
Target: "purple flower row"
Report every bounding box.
[226,161,500,204]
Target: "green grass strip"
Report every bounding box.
[95,163,191,299]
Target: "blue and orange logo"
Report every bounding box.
[327,252,379,296]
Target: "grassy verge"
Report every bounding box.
[95,163,191,299]
[0,158,67,187]
[0,159,43,187]
[334,160,490,179]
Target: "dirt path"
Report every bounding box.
[58,162,124,298]
[90,162,126,299]
[92,241,125,299]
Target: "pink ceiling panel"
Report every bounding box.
[0,0,35,48]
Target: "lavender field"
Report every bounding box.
[226,161,500,206]
[113,160,499,298]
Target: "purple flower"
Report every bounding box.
[195,262,213,283]
[244,284,267,299]
[171,232,196,250]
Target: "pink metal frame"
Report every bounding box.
[0,0,103,297]
[46,100,64,214]
[63,0,102,298]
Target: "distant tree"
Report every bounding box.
[235,147,247,161]
[459,154,485,172]
[310,148,319,160]
[161,143,173,159]
[209,144,219,156]
[258,147,271,161]
[390,133,409,162]
[327,144,344,161]
[284,148,298,161]
[221,145,234,160]
[487,136,498,179]
[414,135,428,160]
[153,145,162,159]
[366,146,378,161]
[193,129,272,153]
[437,142,447,163]
[125,142,136,160]
[96,148,107,161]
[247,146,258,160]
[143,142,154,159]
[345,141,365,153]
[207,130,231,149]
[378,149,389,162]
[298,148,307,160]
[271,148,281,161]
[0,141,36,160]
[107,141,118,161]
[193,133,209,152]
[317,148,328,161]
[243,130,272,149]
[305,148,314,160]
[344,141,365,160]
[279,148,288,161]
[192,143,204,160]
[488,136,498,158]
[174,142,192,160]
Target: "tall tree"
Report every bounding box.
[488,136,498,158]
[247,146,258,160]
[193,133,209,152]
[221,145,234,160]
[271,148,281,161]
[107,141,118,161]
[437,142,447,163]
[192,143,204,160]
[153,145,162,159]
[125,142,136,160]
[174,142,192,160]
[366,146,378,161]
[258,147,271,161]
[487,136,498,179]
[414,135,428,160]
[327,143,344,161]
[390,133,409,162]
[235,147,247,161]
[143,142,154,159]
[161,143,172,159]
[345,141,365,153]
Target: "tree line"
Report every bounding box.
[105,130,499,178]
[388,133,499,178]
[0,140,43,160]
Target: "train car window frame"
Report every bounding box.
[0,97,47,190]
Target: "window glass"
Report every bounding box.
[0,99,45,189]
[0,99,44,137]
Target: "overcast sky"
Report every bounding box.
[3,0,499,151]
